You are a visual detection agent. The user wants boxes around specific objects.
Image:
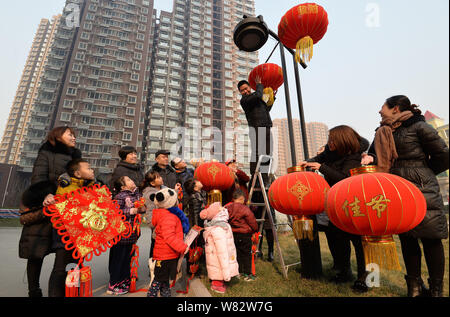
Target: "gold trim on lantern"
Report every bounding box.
[292,215,314,241]
[350,165,378,176]
[287,166,305,174]
[361,235,401,271]
[207,189,222,206]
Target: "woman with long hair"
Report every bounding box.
[301,125,371,293]
[362,95,448,297]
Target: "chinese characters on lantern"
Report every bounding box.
[342,194,391,219]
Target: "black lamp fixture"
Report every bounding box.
[233,15,269,52]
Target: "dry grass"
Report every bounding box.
[199,229,449,298]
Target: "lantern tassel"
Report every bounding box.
[362,235,401,271]
[292,216,314,241]
[296,36,314,64]
[263,88,275,107]
[207,190,222,206]
[79,266,92,297]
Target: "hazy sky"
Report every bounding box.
[0,0,448,142]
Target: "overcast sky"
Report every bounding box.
[0,0,448,142]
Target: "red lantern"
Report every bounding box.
[268,166,330,240]
[194,161,235,205]
[248,63,284,106]
[278,3,329,64]
[326,166,427,270]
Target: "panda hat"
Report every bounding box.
[149,187,178,210]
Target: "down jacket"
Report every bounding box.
[203,208,239,281]
[225,202,258,234]
[240,83,273,128]
[152,208,187,261]
[369,114,449,239]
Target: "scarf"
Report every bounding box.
[168,206,190,234]
[374,111,413,173]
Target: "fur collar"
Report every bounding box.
[39,141,82,158]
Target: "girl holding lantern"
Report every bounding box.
[362,95,449,297]
[301,125,372,293]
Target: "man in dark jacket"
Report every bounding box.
[149,150,178,189]
[238,78,274,262]
[238,78,273,176]
[110,146,145,194]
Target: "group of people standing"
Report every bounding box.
[17,75,448,298]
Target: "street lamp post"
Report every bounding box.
[234,15,323,279]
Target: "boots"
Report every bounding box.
[428,278,443,297]
[405,275,430,297]
[28,288,43,298]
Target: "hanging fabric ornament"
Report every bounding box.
[278,3,329,64]
[248,63,284,107]
[44,184,132,297]
[326,166,427,271]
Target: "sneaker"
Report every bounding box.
[107,283,129,295]
[211,284,226,294]
[243,274,257,282]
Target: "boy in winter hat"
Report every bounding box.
[148,188,190,297]
[200,202,239,294]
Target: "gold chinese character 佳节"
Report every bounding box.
[366,194,391,218]
[342,196,365,217]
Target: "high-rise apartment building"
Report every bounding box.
[1,0,258,177]
[145,0,257,166]
[273,118,328,176]
[0,16,62,165]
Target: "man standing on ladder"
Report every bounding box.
[238,77,275,262]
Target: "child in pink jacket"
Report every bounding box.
[200,202,239,294]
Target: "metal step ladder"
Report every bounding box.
[247,155,300,279]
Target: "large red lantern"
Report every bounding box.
[278,3,329,64]
[268,166,330,240]
[326,166,427,270]
[194,161,235,205]
[248,63,284,107]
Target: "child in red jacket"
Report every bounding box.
[225,188,258,281]
[147,187,189,297]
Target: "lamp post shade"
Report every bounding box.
[248,63,284,106]
[325,166,427,270]
[194,161,235,205]
[233,15,269,52]
[278,3,329,64]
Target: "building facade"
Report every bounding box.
[0,0,258,177]
[0,16,62,165]
[273,118,328,176]
[145,0,257,166]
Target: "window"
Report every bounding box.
[122,132,132,141]
[124,120,134,128]
[60,112,72,122]
[126,107,135,116]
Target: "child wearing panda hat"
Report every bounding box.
[147,187,190,297]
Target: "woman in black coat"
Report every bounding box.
[23,126,81,297]
[363,95,449,297]
[302,125,371,293]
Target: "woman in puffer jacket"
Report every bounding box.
[200,202,239,294]
[363,95,449,297]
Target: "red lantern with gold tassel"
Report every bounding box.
[194,161,235,205]
[248,63,284,107]
[325,166,427,271]
[278,2,329,64]
[268,166,330,241]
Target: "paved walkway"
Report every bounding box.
[0,227,210,297]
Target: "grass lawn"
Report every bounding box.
[199,230,449,297]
